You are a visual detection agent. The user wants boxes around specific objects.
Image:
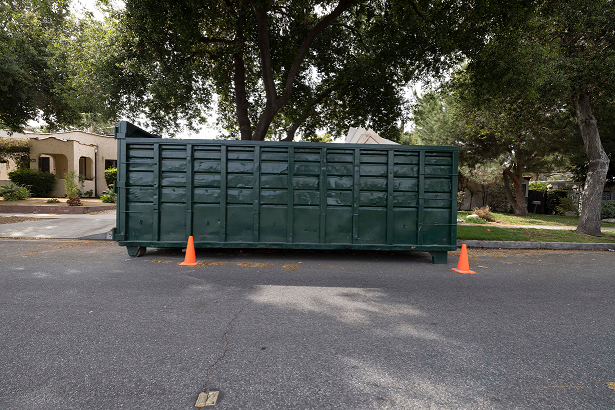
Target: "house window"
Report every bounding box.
[105,159,117,169]
[79,156,94,179]
[39,157,50,173]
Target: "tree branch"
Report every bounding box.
[410,1,424,20]
[198,37,238,45]
[280,0,354,104]
[283,86,335,141]
[234,3,252,140]
[330,22,370,51]
[252,5,278,103]
[250,0,353,140]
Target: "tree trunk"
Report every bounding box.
[481,184,488,207]
[234,53,252,140]
[283,87,334,141]
[503,168,528,216]
[575,90,610,236]
[233,4,252,140]
[250,0,353,141]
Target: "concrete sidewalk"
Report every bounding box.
[463,222,615,231]
[0,211,115,240]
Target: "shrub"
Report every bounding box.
[555,196,578,216]
[46,198,60,203]
[472,205,495,221]
[0,183,31,201]
[100,184,116,203]
[63,170,80,198]
[82,189,94,198]
[100,194,116,203]
[488,182,510,212]
[602,200,615,219]
[529,181,549,191]
[546,190,569,215]
[105,167,117,187]
[8,168,56,197]
[67,196,82,206]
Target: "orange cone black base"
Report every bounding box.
[451,244,476,274]
[179,236,197,266]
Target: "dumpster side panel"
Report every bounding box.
[115,122,458,259]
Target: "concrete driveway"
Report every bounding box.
[0,211,115,239]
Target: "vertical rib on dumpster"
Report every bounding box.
[417,150,426,246]
[252,145,260,243]
[386,150,395,245]
[153,143,161,241]
[286,146,294,243]
[319,148,327,244]
[219,145,227,243]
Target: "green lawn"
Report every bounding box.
[458,211,615,228]
[457,225,615,243]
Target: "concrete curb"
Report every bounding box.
[459,240,615,251]
[78,232,114,241]
[0,205,115,214]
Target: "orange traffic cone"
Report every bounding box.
[451,244,476,274]
[179,236,197,266]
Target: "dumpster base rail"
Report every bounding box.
[120,241,452,264]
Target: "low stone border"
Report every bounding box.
[459,240,615,251]
[0,204,115,214]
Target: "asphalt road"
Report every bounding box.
[1,240,614,409]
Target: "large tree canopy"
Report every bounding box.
[460,0,614,234]
[101,0,532,140]
[0,0,77,131]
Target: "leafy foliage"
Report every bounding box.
[0,137,30,159]
[529,181,549,191]
[93,0,534,140]
[546,190,569,215]
[100,192,116,203]
[100,184,116,203]
[602,201,615,219]
[0,0,85,131]
[0,183,31,201]
[555,196,578,216]
[411,77,571,216]
[487,182,511,213]
[8,168,56,197]
[66,196,82,206]
[104,167,117,187]
[0,137,30,168]
[459,0,614,233]
[63,170,80,198]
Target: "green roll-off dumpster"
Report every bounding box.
[113,122,458,263]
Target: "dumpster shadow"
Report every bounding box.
[144,246,436,264]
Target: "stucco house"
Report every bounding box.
[0,130,116,198]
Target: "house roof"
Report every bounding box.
[29,136,98,148]
[1,129,112,141]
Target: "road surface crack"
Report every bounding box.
[202,301,252,395]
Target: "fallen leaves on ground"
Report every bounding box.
[235,262,269,268]
[195,261,227,267]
